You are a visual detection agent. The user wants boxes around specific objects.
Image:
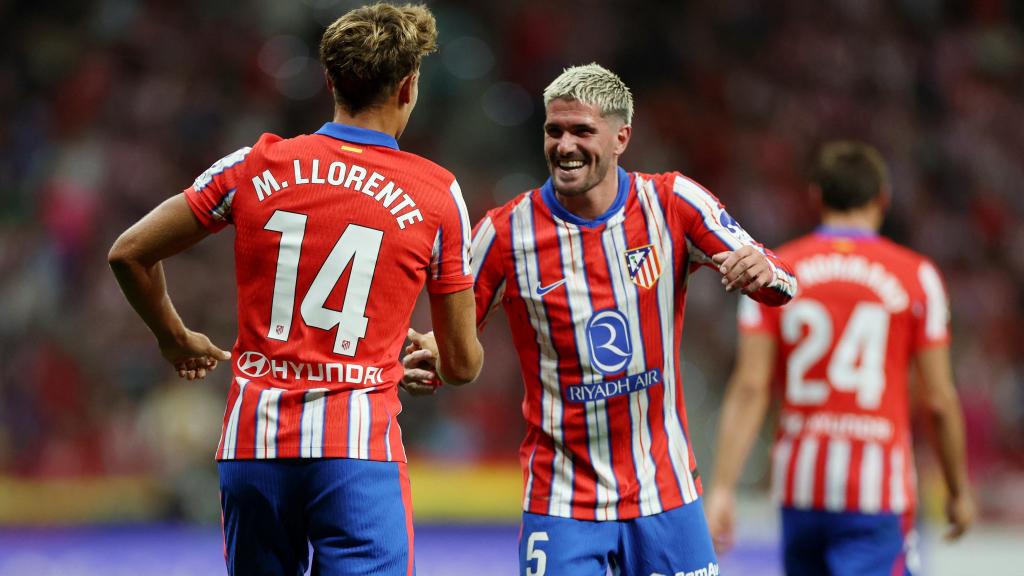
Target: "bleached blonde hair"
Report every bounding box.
[543,63,634,124]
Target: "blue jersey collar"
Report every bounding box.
[814,225,878,239]
[315,122,400,150]
[540,166,630,228]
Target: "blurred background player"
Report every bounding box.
[705,141,974,576]
[107,3,482,575]
[403,63,797,576]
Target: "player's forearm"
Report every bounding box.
[108,249,186,347]
[926,391,971,498]
[711,377,771,492]
[436,339,483,386]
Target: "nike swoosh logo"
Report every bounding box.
[535,278,566,297]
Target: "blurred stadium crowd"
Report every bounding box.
[1,0,1022,523]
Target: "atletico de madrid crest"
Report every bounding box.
[624,244,662,289]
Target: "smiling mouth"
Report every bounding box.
[554,158,586,172]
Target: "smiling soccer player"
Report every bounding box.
[404,63,796,576]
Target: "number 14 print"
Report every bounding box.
[264,210,383,356]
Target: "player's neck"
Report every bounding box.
[555,168,620,220]
[331,107,403,140]
[821,208,882,232]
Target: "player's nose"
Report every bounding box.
[555,135,577,156]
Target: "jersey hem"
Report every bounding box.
[215,448,405,463]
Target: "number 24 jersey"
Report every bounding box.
[740,228,950,515]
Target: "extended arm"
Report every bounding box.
[407,287,484,387]
[108,193,230,379]
[430,286,484,385]
[705,332,776,553]
[913,345,975,540]
[671,174,796,305]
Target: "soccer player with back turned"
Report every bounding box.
[108,4,482,575]
[705,141,974,575]
[403,64,797,576]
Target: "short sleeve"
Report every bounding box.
[738,294,780,336]
[471,213,506,329]
[912,260,951,350]
[184,146,252,232]
[426,178,474,294]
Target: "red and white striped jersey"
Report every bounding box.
[184,122,472,463]
[739,228,951,515]
[473,167,796,520]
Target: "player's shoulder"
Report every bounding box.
[389,149,457,187]
[485,188,540,225]
[851,236,934,273]
[874,236,928,261]
[872,237,944,284]
[245,131,287,154]
[635,169,715,190]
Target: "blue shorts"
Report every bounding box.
[519,499,718,576]
[218,458,414,576]
[781,507,917,576]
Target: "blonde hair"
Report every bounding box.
[543,63,634,124]
[319,3,437,113]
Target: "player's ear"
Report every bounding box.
[323,70,335,97]
[878,183,892,211]
[397,70,418,107]
[614,122,632,156]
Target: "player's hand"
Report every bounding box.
[401,348,442,396]
[704,489,737,554]
[944,492,976,541]
[712,246,775,294]
[159,329,231,381]
[401,328,442,396]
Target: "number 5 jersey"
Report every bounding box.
[739,227,951,515]
[184,123,473,463]
[471,169,797,520]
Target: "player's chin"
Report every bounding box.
[551,171,589,195]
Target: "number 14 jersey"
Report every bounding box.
[184,123,473,463]
[739,228,951,515]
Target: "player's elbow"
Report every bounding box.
[922,383,961,422]
[730,374,771,405]
[108,230,140,271]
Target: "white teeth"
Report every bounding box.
[559,160,584,169]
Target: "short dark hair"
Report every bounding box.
[319,3,437,115]
[811,141,889,211]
